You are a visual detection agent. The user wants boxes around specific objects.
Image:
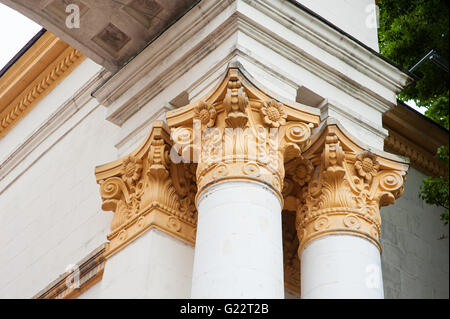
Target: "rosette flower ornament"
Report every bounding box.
[120,156,143,187]
[261,99,287,128]
[194,101,216,128]
[354,151,380,183]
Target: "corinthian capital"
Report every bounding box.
[296,119,409,253]
[95,121,197,258]
[166,66,321,201]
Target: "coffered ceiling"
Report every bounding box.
[1,0,199,71]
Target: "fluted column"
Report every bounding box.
[296,122,409,299]
[166,67,320,298]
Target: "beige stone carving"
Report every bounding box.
[385,129,448,177]
[0,32,85,139]
[95,121,197,258]
[296,123,409,253]
[166,67,321,202]
[92,67,411,292]
[34,244,106,299]
[383,102,448,178]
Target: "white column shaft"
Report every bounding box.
[300,235,384,299]
[99,228,194,298]
[192,181,284,298]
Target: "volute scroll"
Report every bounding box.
[295,122,409,254]
[95,121,198,258]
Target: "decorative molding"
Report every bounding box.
[385,130,448,178]
[383,102,449,177]
[0,31,85,139]
[0,0,199,71]
[33,244,106,299]
[318,99,389,141]
[166,67,320,202]
[103,5,239,126]
[247,0,413,94]
[95,121,197,258]
[115,103,174,156]
[91,0,413,129]
[296,120,409,253]
[235,14,394,114]
[92,0,232,107]
[0,68,109,195]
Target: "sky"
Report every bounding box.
[0,3,42,71]
[0,3,427,114]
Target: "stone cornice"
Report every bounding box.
[0,31,85,139]
[249,0,413,94]
[385,130,448,178]
[92,0,232,108]
[91,0,413,128]
[383,103,449,177]
[0,68,109,195]
[33,244,106,299]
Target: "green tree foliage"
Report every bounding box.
[419,146,449,223]
[378,0,449,223]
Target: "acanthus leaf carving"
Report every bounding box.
[296,125,408,254]
[95,122,198,258]
[166,67,321,201]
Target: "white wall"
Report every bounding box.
[0,60,120,298]
[296,0,379,51]
[380,167,449,298]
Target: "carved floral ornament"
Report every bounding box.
[94,67,409,264]
[293,123,409,254]
[166,67,321,202]
[95,121,197,258]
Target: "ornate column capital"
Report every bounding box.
[295,119,409,253]
[94,121,197,258]
[166,67,321,202]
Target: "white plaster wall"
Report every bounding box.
[0,59,102,161]
[0,60,120,298]
[380,167,449,299]
[296,0,379,51]
[99,228,194,298]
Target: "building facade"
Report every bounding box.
[0,0,448,299]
